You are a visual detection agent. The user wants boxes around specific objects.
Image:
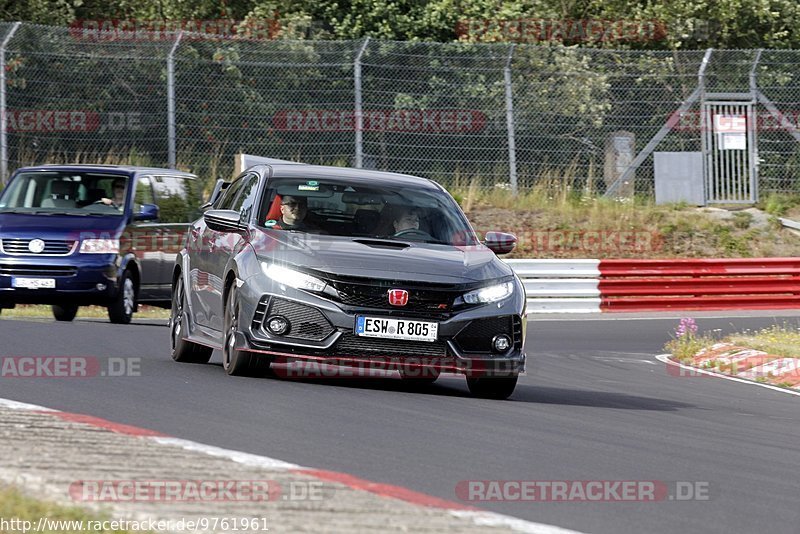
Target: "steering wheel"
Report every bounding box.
[393,228,432,239]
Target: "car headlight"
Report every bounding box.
[261,263,326,292]
[80,239,120,254]
[463,281,514,304]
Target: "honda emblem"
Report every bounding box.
[388,289,409,306]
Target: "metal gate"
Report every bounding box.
[702,102,758,203]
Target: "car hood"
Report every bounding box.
[0,212,125,240]
[250,230,513,283]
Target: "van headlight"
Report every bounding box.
[261,263,326,292]
[463,281,514,304]
[80,239,120,254]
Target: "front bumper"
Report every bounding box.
[234,277,527,378]
[0,255,120,306]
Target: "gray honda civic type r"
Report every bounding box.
[170,163,526,399]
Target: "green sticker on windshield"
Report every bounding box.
[307,180,318,186]
[265,219,277,226]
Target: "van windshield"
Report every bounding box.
[0,171,130,216]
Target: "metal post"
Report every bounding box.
[749,49,763,202]
[167,31,183,169]
[354,37,369,169]
[698,48,713,204]
[504,45,517,194]
[0,22,21,186]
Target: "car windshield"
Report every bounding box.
[0,171,129,216]
[258,177,479,246]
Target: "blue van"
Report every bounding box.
[0,165,202,323]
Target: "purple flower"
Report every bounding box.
[676,317,698,338]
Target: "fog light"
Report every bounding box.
[266,315,290,335]
[96,283,107,291]
[492,335,511,353]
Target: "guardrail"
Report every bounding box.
[503,259,601,313]
[505,258,800,313]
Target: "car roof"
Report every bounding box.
[250,163,442,190]
[13,164,198,178]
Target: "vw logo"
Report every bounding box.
[28,239,46,254]
[388,289,409,307]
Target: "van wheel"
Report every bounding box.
[52,304,79,322]
[108,270,136,324]
[170,276,212,363]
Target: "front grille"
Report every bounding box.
[1,239,76,256]
[322,274,470,315]
[454,316,513,353]
[332,333,448,359]
[253,297,334,342]
[0,264,77,277]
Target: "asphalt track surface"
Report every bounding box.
[1,313,799,534]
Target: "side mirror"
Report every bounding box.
[484,231,517,255]
[204,209,246,233]
[134,203,159,221]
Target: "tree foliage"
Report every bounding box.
[1,0,798,49]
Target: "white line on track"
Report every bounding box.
[656,354,800,397]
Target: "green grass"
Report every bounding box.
[454,183,800,259]
[0,484,149,533]
[665,323,800,360]
[0,305,170,320]
[727,324,800,358]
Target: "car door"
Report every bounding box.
[124,175,163,301]
[191,174,249,329]
[206,172,260,332]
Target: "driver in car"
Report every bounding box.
[98,178,127,209]
[393,208,421,234]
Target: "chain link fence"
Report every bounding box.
[1,22,799,198]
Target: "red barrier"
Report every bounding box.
[599,258,800,311]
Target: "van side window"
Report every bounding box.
[152,175,201,223]
[135,177,156,206]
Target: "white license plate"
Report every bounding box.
[12,277,56,289]
[355,316,438,342]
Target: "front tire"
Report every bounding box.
[108,270,137,324]
[466,374,519,400]
[223,285,269,377]
[170,275,212,363]
[52,304,79,322]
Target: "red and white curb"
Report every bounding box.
[0,396,584,534]
[657,354,800,397]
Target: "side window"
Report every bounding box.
[232,173,260,222]
[135,176,156,206]
[152,175,199,223]
[216,176,247,210]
